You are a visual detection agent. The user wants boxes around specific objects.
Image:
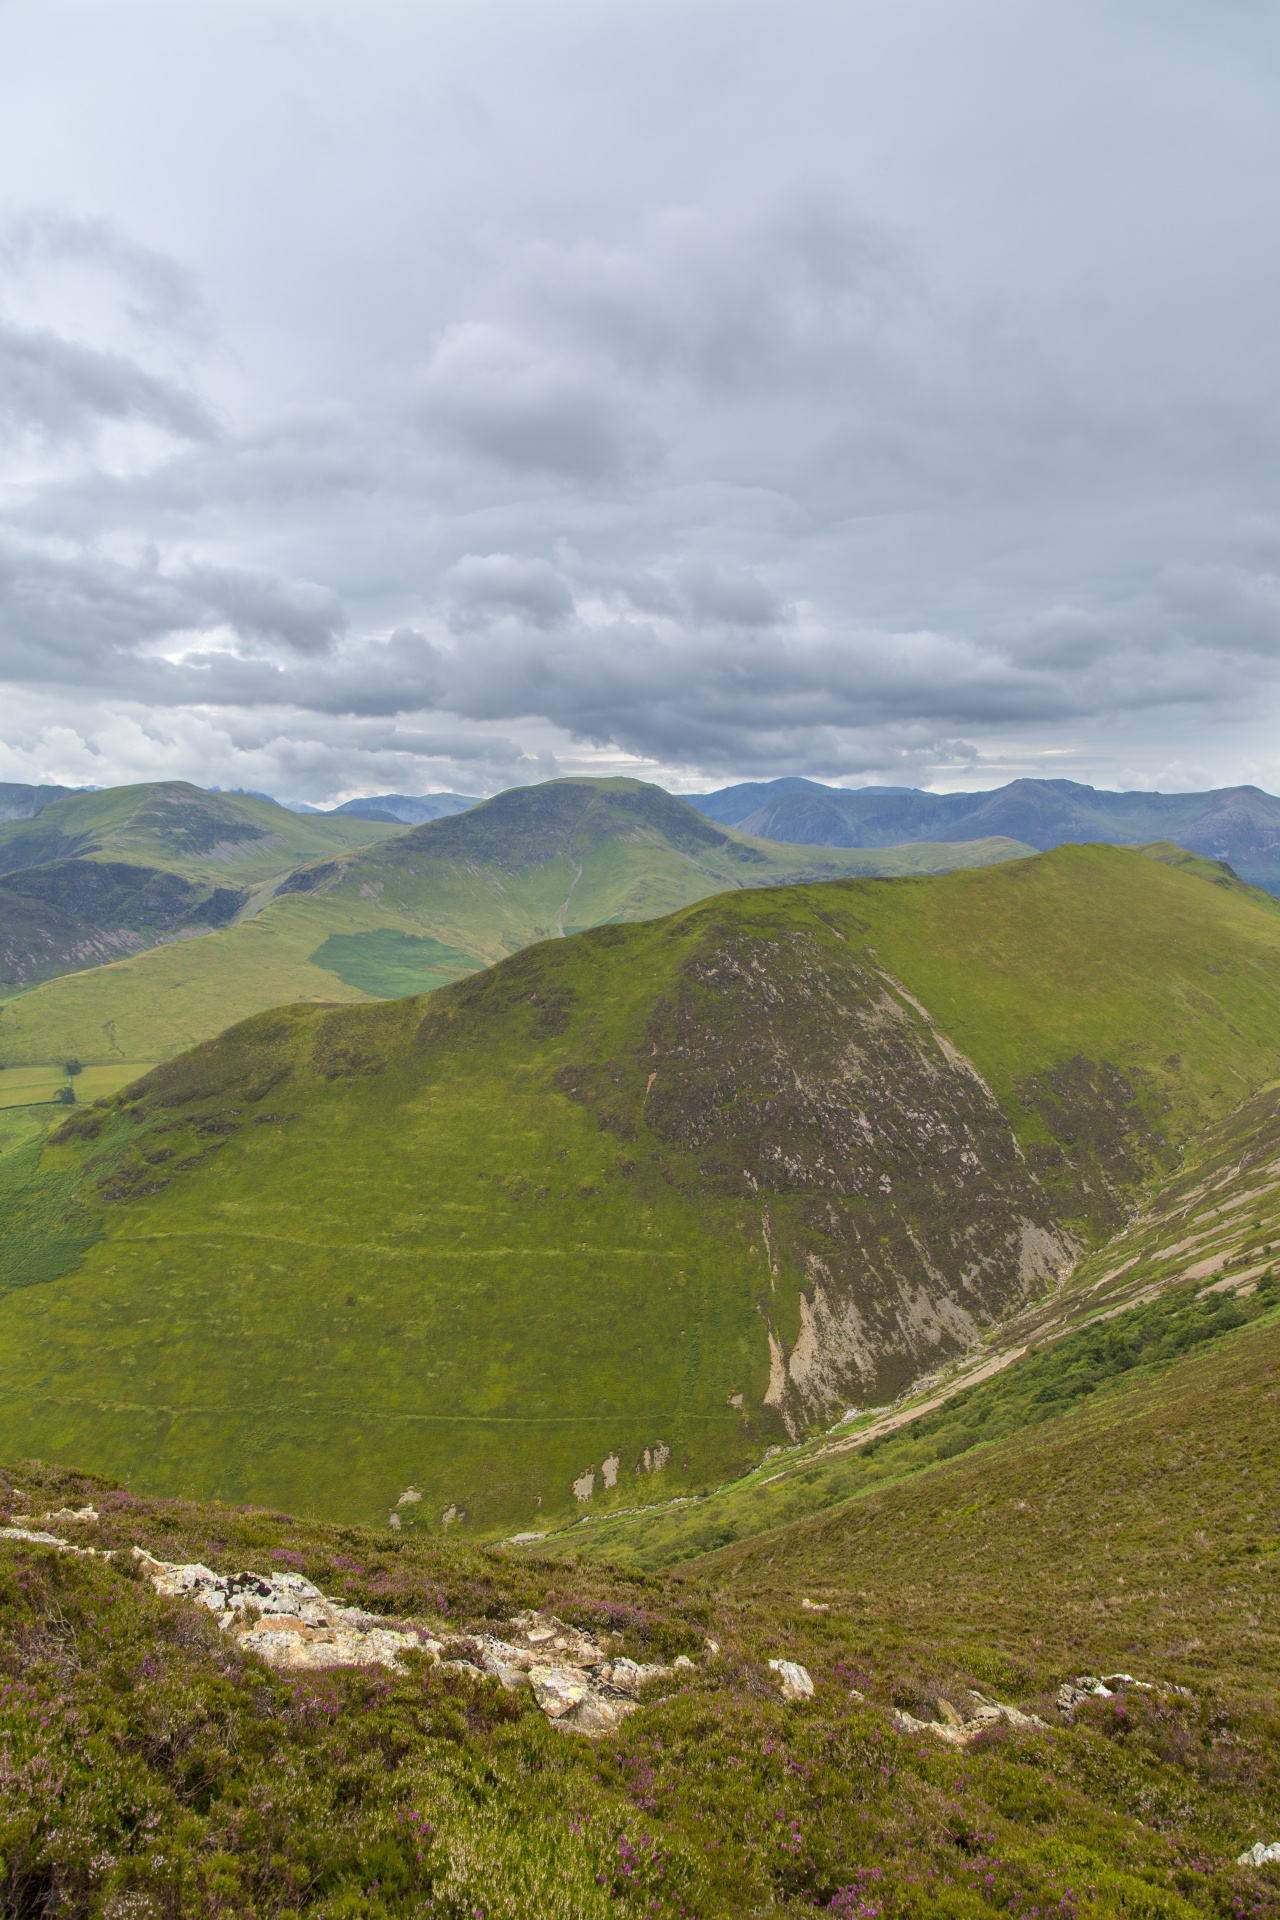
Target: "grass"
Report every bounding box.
[0,778,1030,1066]
[0,782,407,1018]
[0,1062,155,1110]
[0,1065,71,1108]
[2,1300,1280,1917]
[3,845,1280,1539]
[534,1074,1280,1569]
[540,1277,1280,1571]
[0,781,403,886]
[310,930,487,997]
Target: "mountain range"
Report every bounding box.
[687,775,1280,892]
[0,777,1026,1070]
[288,792,483,824]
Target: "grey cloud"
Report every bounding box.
[415,323,653,482]
[179,565,346,655]
[9,525,1280,786]
[509,198,908,400]
[0,539,347,692]
[0,320,213,442]
[678,561,786,629]
[4,2,1280,795]
[0,209,208,339]
[446,553,575,630]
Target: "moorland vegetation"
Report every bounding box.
[2,1286,1278,1918]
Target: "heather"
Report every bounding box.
[3,1301,1280,1916]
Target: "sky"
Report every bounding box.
[2,0,1280,804]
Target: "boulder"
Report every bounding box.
[769,1659,815,1701]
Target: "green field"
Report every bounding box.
[0,781,408,1003]
[3,842,1280,1539]
[0,776,1030,1067]
[0,1061,155,1110]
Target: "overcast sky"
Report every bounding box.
[2,0,1280,802]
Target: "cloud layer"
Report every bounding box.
[2,0,1280,801]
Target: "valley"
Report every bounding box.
[3,840,1280,1540]
[2,1272,1277,1918]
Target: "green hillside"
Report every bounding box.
[0,781,405,884]
[0,857,246,991]
[0,783,406,1011]
[3,1303,1279,1919]
[536,1072,1280,1568]
[2,843,1280,1538]
[0,777,1028,1068]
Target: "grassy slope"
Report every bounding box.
[0,777,1029,1067]
[537,1073,1280,1568]
[690,1304,1280,1712]
[0,782,403,885]
[0,783,405,1037]
[3,1309,1280,1918]
[3,847,1280,1537]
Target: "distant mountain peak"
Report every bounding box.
[685,774,1280,893]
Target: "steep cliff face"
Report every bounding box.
[560,913,1079,1421]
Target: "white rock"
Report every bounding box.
[565,1694,631,1735]
[895,1708,967,1746]
[602,1656,670,1697]
[528,1665,592,1717]
[769,1659,815,1701]
[894,1701,1047,1745]
[479,1639,535,1688]
[2,1525,83,1552]
[1239,1843,1280,1868]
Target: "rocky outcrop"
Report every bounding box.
[133,1552,700,1736]
[135,1550,424,1670]
[892,1691,1048,1747]
[1053,1671,1171,1718]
